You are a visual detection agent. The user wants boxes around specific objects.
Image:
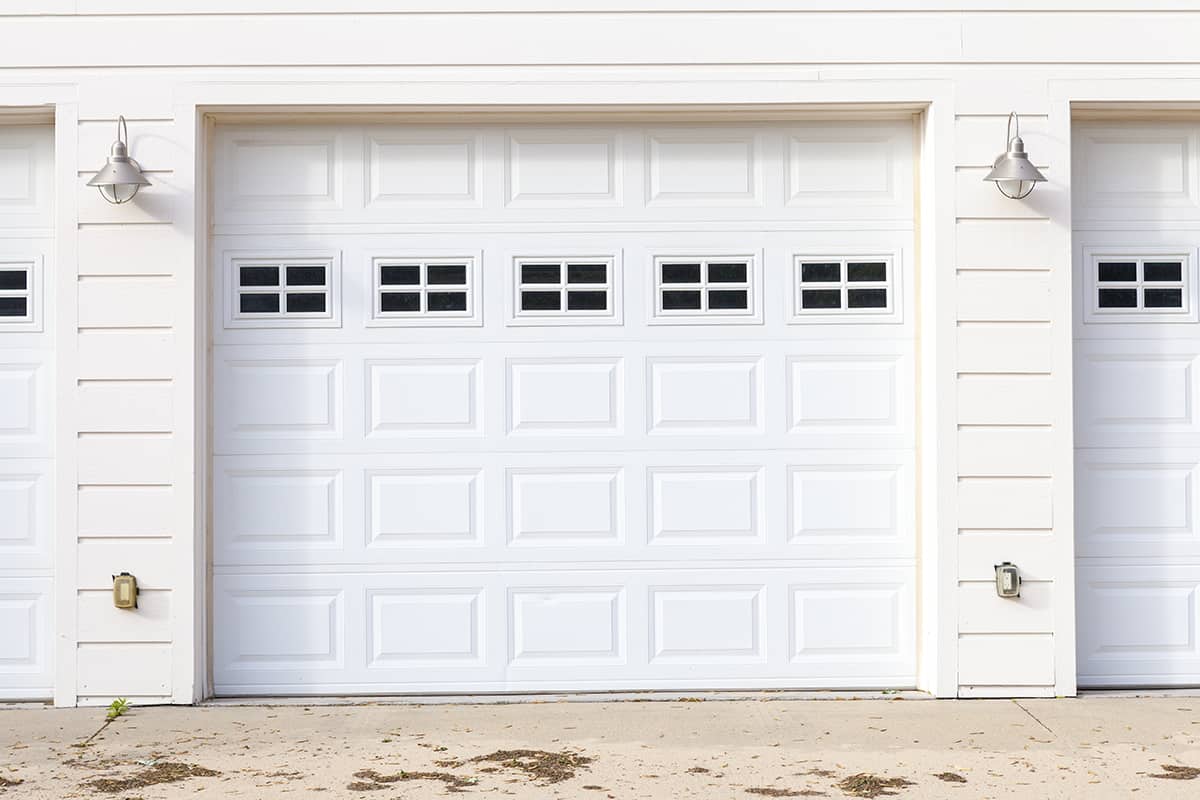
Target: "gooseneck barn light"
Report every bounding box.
[87,116,151,204]
[983,112,1047,200]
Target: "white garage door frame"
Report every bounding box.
[177,79,958,701]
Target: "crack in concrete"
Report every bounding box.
[1013,700,1055,737]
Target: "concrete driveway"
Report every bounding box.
[2,694,1199,798]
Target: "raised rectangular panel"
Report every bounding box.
[0,139,36,208]
[221,470,341,550]
[958,376,1054,426]
[958,634,1055,686]
[0,591,44,671]
[368,589,482,665]
[649,358,762,433]
[367,360,479,436]
[509,358,621,434]
[649,468,763,543]
[368,133,479,207]
[958,479,1052,530]
[787,356,897,430]
[368,470,480,547]
[222,360,341,438]
[510,588,624,663]
[791,586,902,658]
[0,365,37,438]
[651,587,763,661]
[1074,128,1195,212]
[222,590,343,669]
[1077,355,1195,434]
[78,486,173,537]
[1078,464,1195,544]
[0,475,38,554]
[787,133,894,206]
[220,132,340,212]
[789,467,898,542]
[647,131,760,205]
[509,469,622,545]
[1079,580,1196,655]
[506,131,619,207]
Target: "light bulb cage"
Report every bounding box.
[87,116,152,205]
[983,111,1047,200]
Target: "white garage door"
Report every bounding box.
[211,118,918,695]
[0,125,54,700]
[1075,121,1200,687]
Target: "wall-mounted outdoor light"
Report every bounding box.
[983,112,1046,200]
[87,116,151,205]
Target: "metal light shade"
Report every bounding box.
[984,112,1047,200]
[87,117,151,205]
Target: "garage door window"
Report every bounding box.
[373,258,477,324]
[0,263,33,324]
[512,257,618,324]
[1084,251,1194,323]
[792,255,897,321]
[231,256,336,325]
[651,255,757,322]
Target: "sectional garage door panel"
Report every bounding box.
[211,120,918,695]
[0,126,54,701]
[1074,121,1200,687]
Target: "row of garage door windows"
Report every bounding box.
[227,254,898,326]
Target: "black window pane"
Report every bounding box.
[381,292,420,312]
[239,293,280,314]
[801,262,841,283]
[801,289,841,309]
[239,266,279,287]
[707,262,747,283]
[0,297,27,317]
[427,291,468,312]
[0,270,28,291]
[661,263,701,284]
[521,290,561,311]
[566,290,607,311]
[1144,262,1183,282]
[380,265,420,285]
[847,262,887,282]
[848,288,888,308]
[427,264,467,285]
[1097,288,1137,308]
[566,263,608,284]
[521,264,561,284]
[1098,262,1137,282]
[708,289,748,310]
[286,292,326,313]
[286,266,326,286]
[1144,288,1183,309]
[662,290,702,310]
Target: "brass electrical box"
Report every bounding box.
[112,573,138,609]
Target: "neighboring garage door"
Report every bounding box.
[210,118,918,695]
[1075,121,1200,687]
[0,125,54,700]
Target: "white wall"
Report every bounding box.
[6,2,1187,704]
